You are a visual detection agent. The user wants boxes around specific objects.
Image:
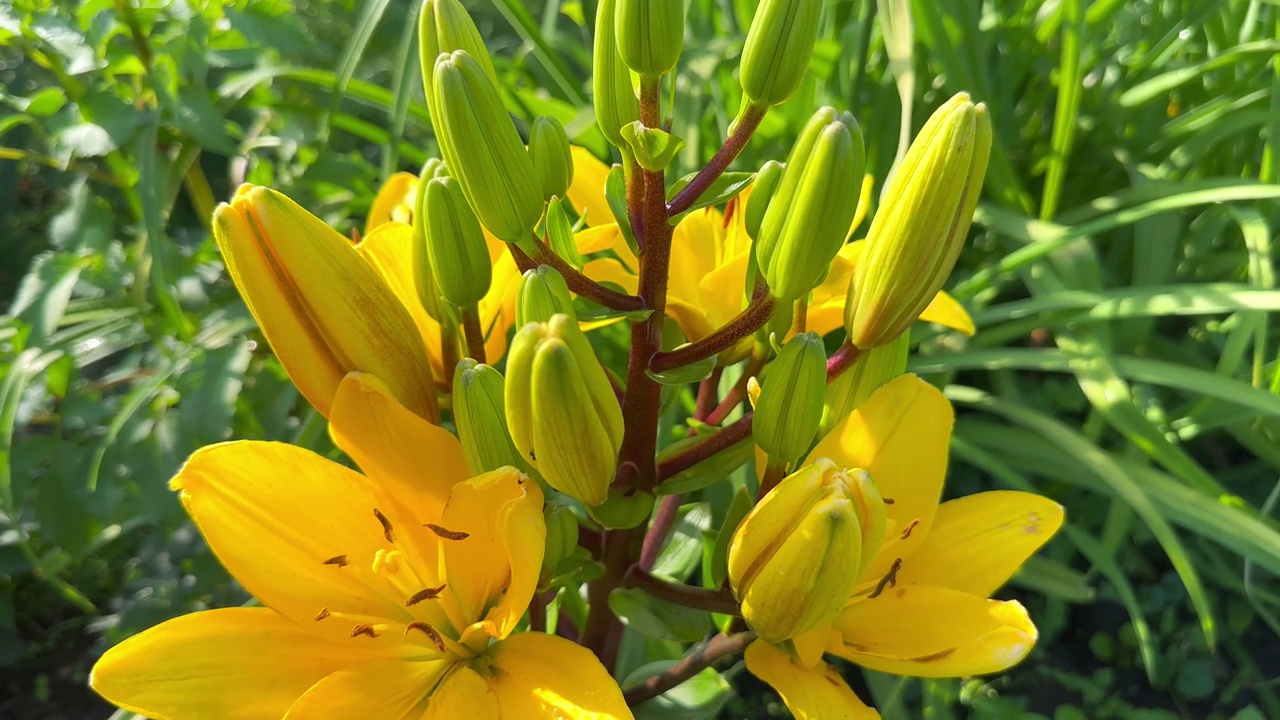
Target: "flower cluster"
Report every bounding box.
[90,0,1062,717]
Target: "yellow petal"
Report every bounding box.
[441,468,545,639]
[366,172,419,235]
[668,209,723,307]
[355,222,447,382]
[172,441,429,632]
[285,657,450,719]
[919,289,976,336]
[896,491,1064,597]
[91,608,384,720]
[830,585,1037,678]
[806,375,953,581]
[567,146,614,228]
[426,665,499,719]
[215,186,439,422]
[806,245,860,336]
[696,250,751,329]
[744,640,879,720]
[485,632,634,719]
[477,249,523,362]
[583,257,640,295]
[849,173,874,236]
[330,372,471,521]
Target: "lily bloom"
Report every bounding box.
[90,372,633,719]
[735,374,1063,718]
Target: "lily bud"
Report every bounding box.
[739,0,822,107]
[752,332,825,462]
[756,107,865,302]
[422,175,492,308]
[820,333,909,436]
[846,92,991,348]
[516,265,576,326]
[213,185,439,423]
[744,160,784,241]
[452,359,527,476]
[728,458,886,642]
[506,314,623,506]
[528,117,575,202]
[592,0,641,148]
[411,162,452,323]
[541,504,581,584]
[419,0,497,117]
[432,51,544,243]
[614,0,684,79]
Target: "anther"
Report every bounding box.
[374,508,395,543]
[405,621,447,652]
[868,558,903,599]
[406,584,448,606]
[900,518,921,539]
[350,623,381,638]
[882,497,895,505]
[314,608,331,621]
[323,555,349,567]
[424,523,470,541]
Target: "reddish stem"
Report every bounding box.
[656,412,754,482]
[512,243,646,313]
[666,103,767,218]
[826,342,866,382]
[623,631,755,706]
[624,566,741,615]
[649,294,776,373]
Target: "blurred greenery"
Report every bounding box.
[1,0,1279,718]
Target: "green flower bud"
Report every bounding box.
[506,314,624,506]
[411,160,450,323]
[418,0,498,116]
[756,107,865,302]
[422,175,491,307]
[739,0,822,107]
[728,458,886,642]
[744,160,784,241]
[752,332,825,462]
[516,265,576,327]
[614,0,684,79]
[593,0,641,148]
[846,92,991,348]
[432,51,544,243]
[528,117,575,202]
[541,504,581,584]
[590,488,655,530]
[819,332,908,436]
[452,359,529,476]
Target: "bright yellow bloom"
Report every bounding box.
[739,374,1063,718]
[213,185,439,423]
[90,372,632,720]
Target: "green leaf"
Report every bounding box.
[605,163,640,255]
[627,663,732,720]
[652,503,712,581]
[656,435,753,495]
[608,587,712,642]
[666,171,754,224]
[545,197,584,270]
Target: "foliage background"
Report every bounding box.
[2,0,1279,718]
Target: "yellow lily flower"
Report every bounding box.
[738,374,1063,718]
[90,372,633,720]
[213,185,440,423]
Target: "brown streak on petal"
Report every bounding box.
[374,508,396,543]
[323,555,349,567]
[424,523,470,541]
[882,497,895,505]
[314,608,331,621]
[350,623,381,638]
[868,558,903,599]
[911,647,957,663]
[900,518,921,540]
[406,584,448,606]
[405,621,447,652]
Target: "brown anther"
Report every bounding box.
[350,623,381,638]
[900,518,921,539]
[424,523,470,541]
[406,584,448,606]
[374,508,395,543]
[323,555,349,567]
[314,608,331,621]
[868,558,903,599]
[405,621,447,652]
[882,497,895,505]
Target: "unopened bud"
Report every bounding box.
[528,117,575,202]
[419,0,497,118]
[752,332,825,462]
[452,359,528,476]
[593,0,641,148]
[820,332,909,436]
[432,51,544,243]
[541,504,580,584]
[756,107,865,302]
[728,458,886,642]
[506,314,623,506]
[739,0,822,107]
[614,0,684,79]
[744,160,784,240]
[516,265,576,327]
[846,92,991,348]
[422,176,491,307]
[411,162,451,323]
